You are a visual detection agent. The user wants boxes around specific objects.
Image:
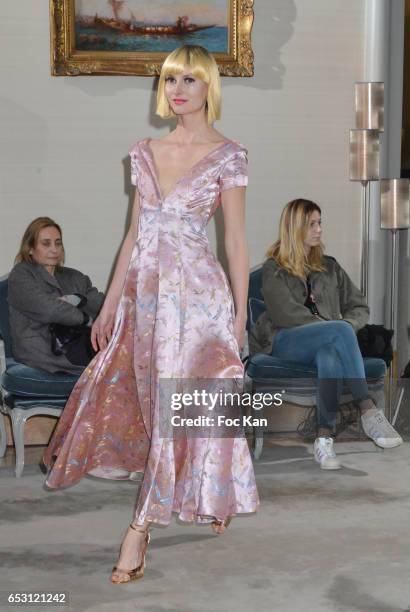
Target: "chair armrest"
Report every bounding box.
[0,338,5,377]
[0,339,5,409]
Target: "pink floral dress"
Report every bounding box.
[43,138,259,525]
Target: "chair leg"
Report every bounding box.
[251,383,264,460]
[253,432,263,460]
[10,408,26,477]
[0,411,7,458]
[392,387,405,427]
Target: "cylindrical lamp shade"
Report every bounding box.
[349,129,380,181]
[355,82,384,131]
[380,179,410,229]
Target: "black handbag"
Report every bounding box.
[356,324,393,367]
[49,295,96,366]
[50,322,96,366]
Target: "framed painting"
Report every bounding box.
[50,0,254,76]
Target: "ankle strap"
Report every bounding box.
[129,522,149,533]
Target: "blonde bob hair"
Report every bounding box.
[266,199,326,279]
[15,217,65,265]
[156,44,221,124]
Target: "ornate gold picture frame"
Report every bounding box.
[50,0,254,77]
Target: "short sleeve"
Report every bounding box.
[219,149,248,192]
[129,144,139,187]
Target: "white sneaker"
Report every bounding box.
[87,467,130,479]
[361,408,403,449]
[313,437,341,470]
[128,471,143,481]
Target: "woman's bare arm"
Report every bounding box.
[91,190,140,350]
[221,186,249,350]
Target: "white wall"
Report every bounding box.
[1,0,364,292]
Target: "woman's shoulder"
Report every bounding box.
[9,261,34,279]
[262,258,297,282]
[218,139,248,174]
[129,137,149,156]
[221,138,247,156]
[322,255,339,270]
[8,262,42,291]
[262,257,281,274]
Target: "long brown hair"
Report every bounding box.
[15,217,65,265]
[266,199,326,279]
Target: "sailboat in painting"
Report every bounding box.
[78,0,215,36]
[75,0,228,53]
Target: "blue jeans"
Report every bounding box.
[271,321,369,429]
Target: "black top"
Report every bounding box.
[304,276,320,316]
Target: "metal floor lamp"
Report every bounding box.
[349,82,384,299]
[349,128,380,298]
[380,179,410,423]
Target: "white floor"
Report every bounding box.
[1,439,410,612]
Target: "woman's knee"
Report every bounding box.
[321,320,357,343]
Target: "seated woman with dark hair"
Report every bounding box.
[8,217,104,375]
[249,198,402,469]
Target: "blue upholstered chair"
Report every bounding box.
[0,277,79,476]
[246,266,387,459]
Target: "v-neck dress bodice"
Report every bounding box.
[43,137,259,525]
[144,138,231,202]
[132,138,246,249]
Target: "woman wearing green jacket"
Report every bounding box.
[250,198,402,469]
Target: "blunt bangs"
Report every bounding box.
[161,47,210,84]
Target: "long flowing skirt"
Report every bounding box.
[43,239,259,525]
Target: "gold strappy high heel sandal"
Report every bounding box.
[212,516,232,535]
[111,523,150,584]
